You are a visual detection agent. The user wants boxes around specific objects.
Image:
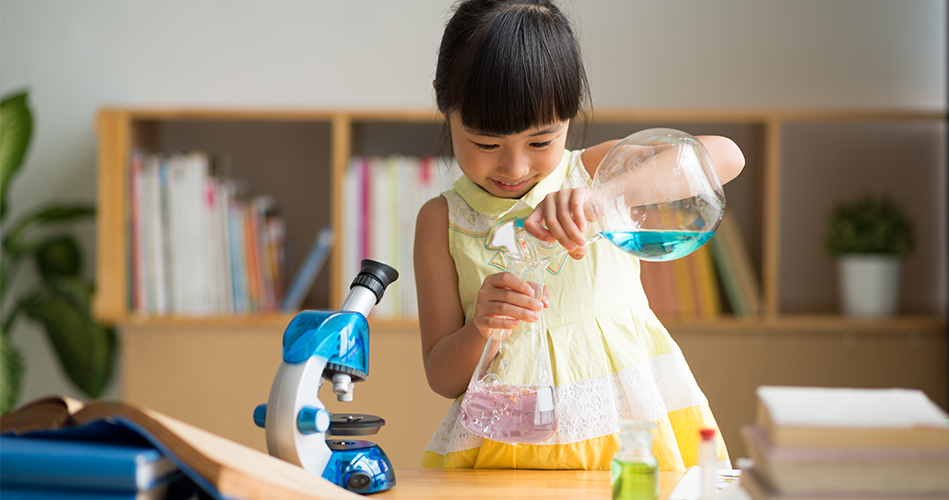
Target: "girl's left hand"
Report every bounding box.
[522,187,593,260]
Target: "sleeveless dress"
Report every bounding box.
[420,149,729,471]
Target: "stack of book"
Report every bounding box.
[740,386,949,500]
[128,151,286,316]
[0,434,188,499]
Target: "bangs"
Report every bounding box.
[451,5,585,136]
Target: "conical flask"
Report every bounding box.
[459,253,557,443]
[514,128,725,262]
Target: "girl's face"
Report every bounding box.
[448,113,570,199]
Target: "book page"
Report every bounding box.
[0,395,84,435]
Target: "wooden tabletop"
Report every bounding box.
[371,469,687,499]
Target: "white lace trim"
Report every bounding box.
[444,190,499,235]
[425,350,708,455]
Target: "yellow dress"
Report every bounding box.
[420,150,729,471]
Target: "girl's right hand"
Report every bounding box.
[523,187,594,260]
[472,272,548,339]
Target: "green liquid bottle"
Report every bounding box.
[611,420,658,500]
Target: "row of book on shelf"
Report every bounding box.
[642,212,762,319]
[340,155,458,318]
[128,150,761,319]
[128,151,286,316]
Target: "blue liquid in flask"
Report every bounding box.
[600,230,713,261]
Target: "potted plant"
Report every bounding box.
[1,90,116,414]
[824,195,915,317]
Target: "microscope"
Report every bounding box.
[253,260,399,494]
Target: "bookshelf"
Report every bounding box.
[92,107,947,464]
[95,107,947,330]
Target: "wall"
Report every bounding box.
[1,0,946,420]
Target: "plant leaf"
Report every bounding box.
[43,275,94,315]
[2,204,95,257]
[825,195,915,256]
[0,91,34,220]
[1,330,25,414]
[34,235,82,278]
[21,283,116,398]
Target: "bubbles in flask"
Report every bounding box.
[459,254,558,444]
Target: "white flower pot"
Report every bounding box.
[837,254,902,317]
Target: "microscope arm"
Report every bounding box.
[265,353,333,474]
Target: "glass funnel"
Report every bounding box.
[514,128,725,262]
[458,253,557,443]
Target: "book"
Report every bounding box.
[0,435,180,492]
[672,256,696,318]
[691,244,721,318]
[243,199,262,312]
[154,155,172,314]
[281,226,334,311]
[755,386,949,449]
[739,465,947,500]
[710,212,761,316]
[0,483,183,500]
[1,395,361,500]
[740,425,949,494]
[226,186,249,313]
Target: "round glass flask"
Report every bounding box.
[611,420,659,500]
[514,128,725,263]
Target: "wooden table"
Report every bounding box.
[371,469,687,499]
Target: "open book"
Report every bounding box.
[0,396,359,500]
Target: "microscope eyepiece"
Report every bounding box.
[350,260,399,304]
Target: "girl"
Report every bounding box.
[415,0,744,470]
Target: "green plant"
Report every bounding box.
[825,195,915,256]
[1,90,116,414]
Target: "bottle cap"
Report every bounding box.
[699,428,716,440]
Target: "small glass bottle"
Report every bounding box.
[611,420,658,500]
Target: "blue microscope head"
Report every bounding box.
[281,310,370,382]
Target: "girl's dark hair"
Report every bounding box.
[435,0,589,136]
